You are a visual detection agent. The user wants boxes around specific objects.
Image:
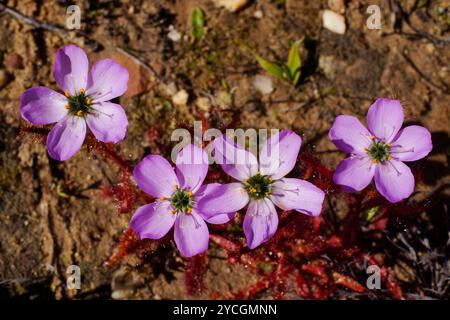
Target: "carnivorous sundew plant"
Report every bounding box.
[329,98,432,203]
[19,44,436,298]
[197,130,325,249]
[20,45,129,161]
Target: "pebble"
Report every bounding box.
[328,0,345,13]
[196,97,211,112]
[253,10,263,19]
[322,10,346,34]
[252,75,274,95]
[172,89,189,106]
[212,0,249,12]
[168,25,182,42]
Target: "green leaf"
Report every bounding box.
[365,206,379,222]
[191,8,205,40]
[256,55,288,82]
[287,39,302,85]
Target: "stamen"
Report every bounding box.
[65,105,70,110]
[76,110,83,117]
[79,88,85,94]
[64,90,70,97]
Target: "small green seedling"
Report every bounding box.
[191,8,205,40]
[256,39,303,85]
[365,206,380,222]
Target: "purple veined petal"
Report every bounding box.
[86,102,128,143]
[86,59,129,102]
[259,130,302,180]
[243,198,279,249]
[213,134,258,182]
[374,160,415,203]
[328,115,373,155]
[133,155,179,198]
[390,125,432,162]
[174,210,209,257]
[270,178,325,217]
[333,156,376,192]
[175,144,209,193]
[196,182,249,216]
[204,212,236,225]
[47,115,86,161]
[367,98,404,142]
[53,45,89,95]
[130,201,176,240]
[20,86,68,125]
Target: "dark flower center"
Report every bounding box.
[66,89,93,117]
[368,141,390,162]
[170,188,193,213]
[244,173,273,199]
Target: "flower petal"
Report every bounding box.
[259,130,302,179]
[53,45,89,95]
[196,183,249,216]
[175,144,209,193]
[174,211,209,257]
[194,183,235,224]
[47,115,86,161]
[86,102,128,143]
[20,87,68,125]
[213,134,258,181]
[328,115,372,155]
[86,59,129,102]
[204,212,236,225]
[271,178,325,216]
[367,98,404,142]
[333,156,376,192]
[133,155,179,198]
[130,201,175,239]
[374,160,414,203]
[390,125,432,162]
[243,199,279,249]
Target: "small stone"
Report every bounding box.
[5,53,24,69]
[322,10,346,34]
[0,70,11,89]
[212,0,249,12]
[196,97,211,112]
[328,0,345,13]
[168,25,182,42]
[252,75,273,95]
[253,10,263,19]
[215,90,232,109]
[172,89,189,106]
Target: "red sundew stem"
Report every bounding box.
[332,272,366,293]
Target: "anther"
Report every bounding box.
[65,105,70,110]
[76,110,83,117]
[86,99,93,105]
[64,90,70,97]
[79,88,85,94]
[160,196,167,201]
[187,208,192,214]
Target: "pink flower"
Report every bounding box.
[130,144,234,257]
[20,45,129,161]
[197,130,325,249]
[329,98,433,203]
